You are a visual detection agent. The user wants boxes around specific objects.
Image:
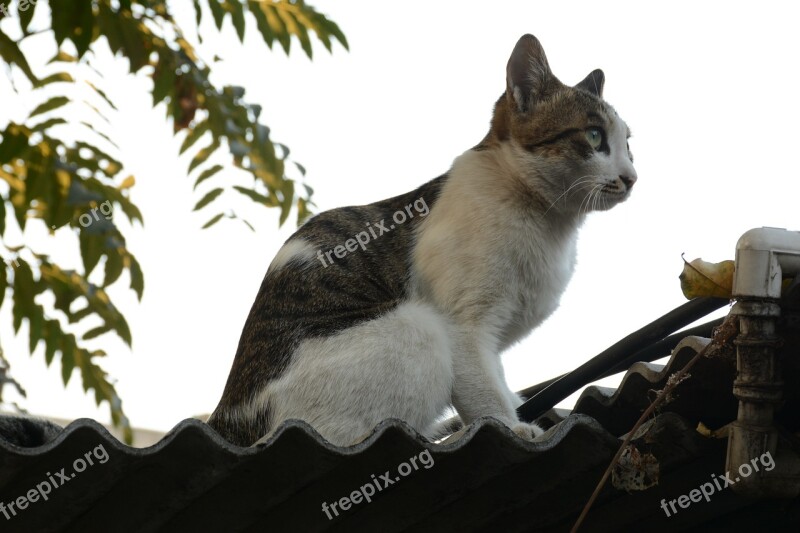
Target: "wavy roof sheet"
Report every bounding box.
[1,337,798,532]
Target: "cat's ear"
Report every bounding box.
[575,69,605,98]
[506,34,554,112]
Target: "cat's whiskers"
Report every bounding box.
[579,184,604,216]
[592,186,601,212]
[543,176,597,217]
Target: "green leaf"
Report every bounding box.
[79,232,104,277]
[0,256,7,309]
[228,0,246,42]
[193,0,203,27]
[19,0,37,34]
[0,123,29,164]
[47,51,78,64]
[51,2,71,46]
[44,320,60,366]
[0,193,6,236]
[81,122,120,149]
[152,52,176,106]
[60,334,77,385]
[180,120,209,155]
[117,11,149,72]
[39,72,75,86]
[208,0,226,30]
[73,1,96,58]
[97,3,123,54]
[297,197,312,224]
[264,4,290,54]
[0,32,39,85]
[11,259,35,333]
[50,0,96,58]
[31,118,68,132]
[278,8,312,58]
[233,185,275,206]
[201,213,225,229]
[279,180,294,226]
[29,96,70,119]
[128,255,143,300]
[73,141,123,177]
[99,184,143,225]
[84,100,111,124]
[251,5,275,48]
[193,164,223,190]
[113,315,132,347]
[71,306,94,324]
[188,138,220,173]
[104,250,124,287]
[28,304,44,352]
[321,17,349,51]
[193,188,224,211]
[86,81,118,110]
[84,325,112,340]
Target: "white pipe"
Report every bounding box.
[728,226,800,498]
[733,227,800,299]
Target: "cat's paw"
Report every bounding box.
[511,421,545,441]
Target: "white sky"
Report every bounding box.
[2,1,799,434]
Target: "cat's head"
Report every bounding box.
[484,34,637,216]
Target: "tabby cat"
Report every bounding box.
[207,34,637,447]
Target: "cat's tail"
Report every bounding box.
[206,403,272,448]
[426,415,464,441]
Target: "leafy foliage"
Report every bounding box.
[0,0,346,441]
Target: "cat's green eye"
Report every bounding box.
[585,128,603,149]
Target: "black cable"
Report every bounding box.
[516,317,724,400]
[517,297,729,422]
[604,316,724,376]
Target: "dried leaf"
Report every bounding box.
[679,256,734,299]
[696,421,731,439]
[612,444,659,492]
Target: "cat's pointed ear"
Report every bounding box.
[506,34,554,112]
[575,69,605,98]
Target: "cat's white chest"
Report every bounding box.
[492,223,578,350]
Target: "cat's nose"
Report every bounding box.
[619,174,637,190]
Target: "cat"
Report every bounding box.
[206,34,637,447]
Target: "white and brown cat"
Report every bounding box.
[207,34,637,447]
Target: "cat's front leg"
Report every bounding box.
[505,389,545,440]
[450,334,543,441]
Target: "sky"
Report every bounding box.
[1,1,799,437]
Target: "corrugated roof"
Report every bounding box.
[1,336,798,532]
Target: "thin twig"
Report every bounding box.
[570,314,738,532]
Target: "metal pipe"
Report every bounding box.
[728,227,800,497]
